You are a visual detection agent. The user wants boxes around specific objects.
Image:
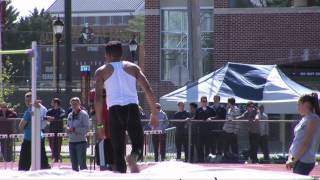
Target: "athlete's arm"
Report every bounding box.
[94,68,106,139]
[135,65,159,127]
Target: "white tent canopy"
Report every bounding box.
[160,62,317,114]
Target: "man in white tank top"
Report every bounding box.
[94,41,159,173]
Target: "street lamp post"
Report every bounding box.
[53,17,64,93]
[129,37,138,63]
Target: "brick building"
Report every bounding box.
[47,0,144,44]
[39,0,144,88]
[144,0,320,108]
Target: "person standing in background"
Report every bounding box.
[90,88,114,171]
[0,102,17,162]
[223,97,241,159]
[150,103,169,162]
[173,102,189,162]
[47,98,65,163]
[286,94,320,175]
[18,92,50,170]
[255,104,270,162]
[238,101,258,163]
[194,96,215,162]
[187,102,198,163]
[67,97,89,171]
[208,95,226,158]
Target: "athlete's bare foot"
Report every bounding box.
[126,154,140,173]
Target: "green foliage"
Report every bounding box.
[0,56,18,104]
[3,2,53,84]
[2,0,19,30]
[127,15,144,43]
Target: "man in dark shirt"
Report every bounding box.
[238,101,258,163]
[209,95,227,156]
[47,98,65,162]
[187,102,197,162]
[173,102,189,162]
[194,96,215,162]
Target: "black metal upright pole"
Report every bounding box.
[56,39,60,93]
[65,0,72,98]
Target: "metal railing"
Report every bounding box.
[0,117,299,168]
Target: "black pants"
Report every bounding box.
[175,130,188,161]
[196,125,211,162]
[259,135,270,160]
[152,134,166,162]
[0,138,13,162]
[223,132,238,156]
[249,133,260,163]
[18,139,50,171]
[109,104,143,173]
[211,131,224,155]
[48,135,63,162]
[293,160,315,175]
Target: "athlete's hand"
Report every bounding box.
[96,127,105,140]
[285,160,295,170]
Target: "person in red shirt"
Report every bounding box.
[90,89,114,170]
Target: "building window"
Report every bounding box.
[81,17,87,25]
[72,17,81,25]
[95,17,100,25]
[123,16,130,25]
[228,0,291,7]
[87,16,95,25]
[113,16,123,25]
[160,9,214,81]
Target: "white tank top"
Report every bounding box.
[104,61,139,108]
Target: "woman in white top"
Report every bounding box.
[286,93,320,175]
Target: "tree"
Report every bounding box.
[127,15,144,43]
[3,7,53,84]
[0,56,17,103]
[0,0,18,103]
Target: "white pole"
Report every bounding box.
[31,41,41,171]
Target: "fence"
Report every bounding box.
[0,117,302,169]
